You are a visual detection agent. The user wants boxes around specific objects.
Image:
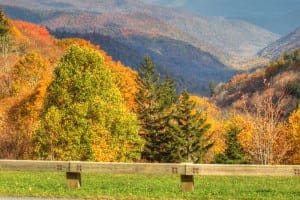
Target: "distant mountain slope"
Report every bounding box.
[152,10,278,68]
[0,0,279,94]
[52,30,233,95]
[142,0,300,34]
[213,49,300,117]
[259,27,300,60]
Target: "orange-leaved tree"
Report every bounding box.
[4,78,50,159]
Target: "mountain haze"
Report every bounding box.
[259,27,300,60]
[142,0,300,34]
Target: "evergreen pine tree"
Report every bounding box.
[169,90,212,163]
[135,56,177,162]
[159,75,177,107]
[213,127,249,164]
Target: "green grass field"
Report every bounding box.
[0,171,299,200]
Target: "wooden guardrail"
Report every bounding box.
[0,160,299,192]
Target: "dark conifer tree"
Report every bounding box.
[213,127,249,164]
[169,90,212,163]
[135,56,177,162]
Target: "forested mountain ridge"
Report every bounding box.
[259,27,300,60]
[0,0,280,94]
[213,49,300,118]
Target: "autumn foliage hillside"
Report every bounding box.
[212,50,300,164]
[213,49,300,117]
[0,14,140,160]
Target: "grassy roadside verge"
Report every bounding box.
[0,171,299,199]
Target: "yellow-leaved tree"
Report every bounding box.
[287,107,300,164]
[34,45,144,161]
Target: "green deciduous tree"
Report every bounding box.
[34,45,143,161]
[169,90,212,163]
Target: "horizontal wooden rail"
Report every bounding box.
[185,164,300,176]
[68,161,186,175]
[0,160,299,176]
[0,160,70,172]
[0,160,299,192]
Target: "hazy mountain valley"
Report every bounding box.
[259,26,300,59]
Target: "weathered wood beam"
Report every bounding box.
[0,160,70,172]
[69,161,186,175]
[0,160,299,177]
[66,172,81,189]
[185,164,300,177]
[181,175,194,192]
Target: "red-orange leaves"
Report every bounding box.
[14,20,53,45]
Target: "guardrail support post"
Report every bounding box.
[180,175,194,192]
[66,172,81,189]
